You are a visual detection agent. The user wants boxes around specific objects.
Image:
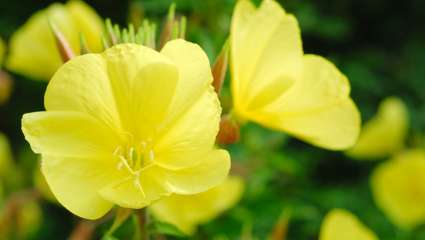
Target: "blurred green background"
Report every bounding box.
[1,0,425,239]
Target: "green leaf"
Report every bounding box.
[148,220,187,238]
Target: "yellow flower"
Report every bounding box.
[21,40,230,220]
[0,37,5,66]
[230,0,360,150]
[371,149,425,229]
[0,133,13,179]
[319,209,378,240]
[347,97,408,159]
[6,0,103,80]
[150,176,244,235]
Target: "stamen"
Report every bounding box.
[113,137,156,195]
[133,171,146,198]
[113,146,122,156]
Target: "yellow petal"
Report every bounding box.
[6,1,103,80]
[66,0,103,52]
[6,4,71,79]
[45,44,175,134]
[45,53,121,130]
[251,55,360,150]
[370,149,425,229]
[231,0,303,111]
[154,87,221,169]
[41,154,115,219]
[160,149,231,194]
[99,165,169,209]
[160,39,214,122]
[347,97,408,159]
[150,176,244,235]
[131,62,179,139]
[22,111,119,158]
[101,44,174,133]
[319,209,378,240]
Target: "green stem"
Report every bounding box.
[136,208,150,240]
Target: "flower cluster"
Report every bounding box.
[3,0,407,238]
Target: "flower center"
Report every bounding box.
[113,138,155,197]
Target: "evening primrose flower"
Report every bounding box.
[0,37,5,66]
[150,176,244,234]
[21,40,230,219]
[319,209,378,240]
[6,0,103,80]
[347,97,408,159]
[371,149,425,229]
[230,0,360,150]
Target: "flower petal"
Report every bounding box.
[6,1,103,80]
[45,53,121,129]
[253,55,360,150]
[41,154,116,219]
[370,149,425,229]
[6,3,75,79]
[99,165,169,209]
[160,39,213,122]
[231,0,303,110]
[45,44,175,133]
[150,176,244,235]
[319,209,378,240]
[347,97,408,159]
[154,87,221,169]
[22,111,119,158]
[161,149,231,194]
[66,0,103,52]
[128,62,179,140]
[102,44,175,133]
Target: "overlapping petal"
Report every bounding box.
[22,111,119,158]
[154,87,221,169]
[231,0,302,110]
[160,149,230,194]
[45,44,176,134]
[252,55,360,149]
[160,39,214,122]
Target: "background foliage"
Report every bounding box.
[1,0,425,239]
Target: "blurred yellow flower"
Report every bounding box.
[371,149,425,229]
[16,201,43,239]
[22,40,230,219]
[6,0,103,80]
[0,133,13,179]
[0,37,5,66]
[230,0,360,150]
[150,176,244,235]
[319,209,378,240]
[347,97,408,159]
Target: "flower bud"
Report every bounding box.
[49,22,75,62]
[216,114,240,145]
[212,40,229,94]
